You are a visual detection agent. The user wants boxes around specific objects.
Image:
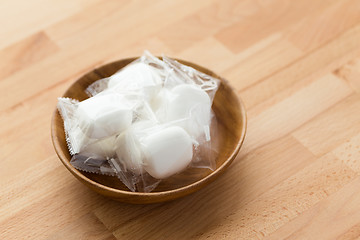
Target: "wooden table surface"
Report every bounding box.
[2,0,360,239]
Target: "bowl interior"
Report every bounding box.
[52,58,246,202]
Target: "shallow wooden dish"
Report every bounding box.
[51,57,247,204]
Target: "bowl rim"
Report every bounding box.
[51,57,247,199]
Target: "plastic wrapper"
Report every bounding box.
[57,50,220,192]
[86,51,169,98]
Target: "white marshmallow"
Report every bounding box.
[108,62,162,101]
[115,120,155,174]
[115,130,143,175]
[169,84,211,120]
[141,126,193,179]
[154,85,211,138]
[82,135,116,158]
[76,93,133,139]
[171,85,211,138]
[150,88,173,122]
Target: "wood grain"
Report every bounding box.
[2,0,360,238]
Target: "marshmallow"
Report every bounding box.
[169,84,211,120]
[115,131,143,175]
[82,135,116,158]
[150,88,173,122]
[153,85,211,138]
[76,93,133,139]
[141,126,193,179]
[115,120,155,174]
[170,85,211,138]
[108,62,162,101]
[58,52,221,188]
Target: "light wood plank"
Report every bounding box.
[0,0,101,49]
[46,0,217,50]
[0,31,58,80]
[286,0,360,52]
[335,56,360,94]
[292,94,360,156]
[215,0,337,53]
[240,22,360,108]
[245,74,352,152]
[203,153,357,239]
[333,133,360,172]
[223,38,302,91]
[266,176,360,240]
[178,37,235,73]
[0,165,107,239]
[46,212,116,240]
[157,0,259,53]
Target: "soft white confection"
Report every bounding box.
[114,120,155,174]
[150,88,174,121]
[76,93,133,139]
[168,85,211,138]
[81,135,116,158]
[108,62,162,101]
[58,52,220,187]
[67,127,116,157]
[115,130,143,175]
[141,126,193,179]
[135,101,159,123]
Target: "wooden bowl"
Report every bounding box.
[51,58,247,204]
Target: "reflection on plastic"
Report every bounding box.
[57,50,220,192]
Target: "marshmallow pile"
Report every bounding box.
[57,51,219,191]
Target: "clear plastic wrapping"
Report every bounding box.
[57,50,220,192]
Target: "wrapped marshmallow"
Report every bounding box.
[76,93,133,139]
[114,120,154,175]
[151,84,211,140]
[70,136,116,176]
[167,84,211,139]
[81,136,117,158]
[140,126,193,179]
[57,50,220,192]
[149,88,173,121]
[108,62,162,101]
